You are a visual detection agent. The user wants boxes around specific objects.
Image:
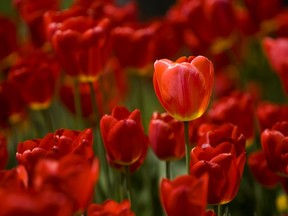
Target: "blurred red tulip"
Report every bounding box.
[33,155,99,211]
[48,15,112,81]
[148,112,185,161]
[261,121,288,176]
[8,50,60,110]
[0,15,18,62]
[160,173,209,216]
[0,188,74,216]
[153,55,214,121]
[13,0,60,47]
[248,150,279,188]
[88,200,135,216]
[0,80,26,128]
[190,142,246,204]
[0,165,28,190]
[243,0,282,24]
[208,91,255,141]
[100,106,148,171]
[204,0,236,38]
[234,6,259,36]
[263,37,288,94]
[112,23,156,69]
[16,128,94,173]
[257,101,288,132]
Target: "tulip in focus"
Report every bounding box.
[100,106,148,172]
[190,142,246,204]
[153,55,214,121]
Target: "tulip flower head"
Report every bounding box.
[148,112,185,161]
[100,106,148,171]
[153,55,214,121]
[160,173,209,216]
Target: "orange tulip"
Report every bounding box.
[153,55,214,121]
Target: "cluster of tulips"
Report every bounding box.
[1,0,288,215]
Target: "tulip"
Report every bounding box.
[13,0,60,47]
[112,24,156,70]
[8,50,60,110]
[33,155,99,211]
[153,55,214,121]
[160,173,209,216]
[47,15,112,81]
[208,91,255,141]
[262,37,288,94]
[190,142,246,204]
[0,15,18,62]
[261,121,288,176]
[0,188,74,216]
[87,200,134,216]
[16,128,94,173]
[197,123,246,157]
[256,102,288,132]
[248,150,279,188]
[0,80,26,128]
[100,106,148,169]
[148,112,185,161]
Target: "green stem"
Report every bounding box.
[88,81,113,198]
[125,166,132,203]
[184,121,190,174]
[166,161,171,180]
[73,79,83,129]
[40,108,54,132]
[218,205,221,216]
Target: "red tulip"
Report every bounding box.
[148,112,185,161]
[248,150,279,188]
[0,188,74,216]
[16,128,94,173]
[0,15,18,62]
[48,15,112,81]
[100,106,148,171]
[160,173,209,216]
[0,80,26,128]
[262,37,288,94]
[0,165,28,190]
[261,121,288,176]
[13,0,60,47]
[153,55,214,121]
[190,142,246,204]
[8,50,60,110]
[243,0,282,24]
[204,0,236,38]
[197,123,246,157]
[208,91,255,141]
[112,23,156,69]
[33,155,99,211]
[88,200,135,216]
[256,102,288,132]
